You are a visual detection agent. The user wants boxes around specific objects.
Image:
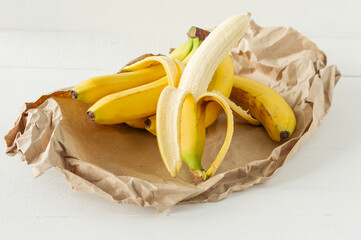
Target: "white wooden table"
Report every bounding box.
[1,1,361,239]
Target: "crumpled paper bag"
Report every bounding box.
[4,21,341,212]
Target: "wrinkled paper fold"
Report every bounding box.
[4,21,341,212]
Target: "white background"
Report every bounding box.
[1,0,361,239]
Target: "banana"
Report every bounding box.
[180,94,205,177]
[142,34,234,134]
[87,56,184,124]
[144,54,235,135]
[230,75,296,141]
[88,77,168,124]
[179,91,246,179]
[156,12,252,180]
[87,35,204,126]
[70,65,166,104]
[71,37,193,104]
[122,37,193,128]
[198,52,235,127]
[117,29,233,131]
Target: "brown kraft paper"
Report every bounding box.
[4,21,341,212]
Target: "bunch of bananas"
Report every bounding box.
[71,12,296,181]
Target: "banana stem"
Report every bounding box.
[187,26,210,41]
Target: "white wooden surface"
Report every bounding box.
[1,1,361,239]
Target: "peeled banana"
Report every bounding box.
[156,12,253,180]
[144,53,235,134]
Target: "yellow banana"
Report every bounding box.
[230,75,296,141]
[87,56,184,124]
[144,54,235,135]
[71,37,193,104]
[143,35,235,134]
[156,12,253,180]
[71,65,166,104]
[179,91,247,179]
[180,94,205,178]
[88,36,204,126]
[126,32,208,131]
[203,53,234,127]
[122,38,193,128]
[87,77,168,124]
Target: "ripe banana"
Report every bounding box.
[127,26,229,131]
[179,36,235,128]
[156,12,253,180]
[88,32,235,127]
[125,37,200,130]
[122,37,193,128]
[87,56,184,124]
[70,37,193,104]
[231,75,296,141]
[87,77,168,124]
[144,54,235,135]
[70,65,166,104]
[180,93,205,176]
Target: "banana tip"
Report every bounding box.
[144,119,151,129]
[87,111,95,121]
[201,174,208,181]
[70,90,78,100]
[280,131,290,141]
